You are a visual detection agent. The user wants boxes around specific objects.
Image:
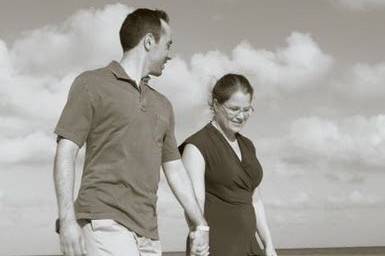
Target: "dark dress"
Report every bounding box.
[179,123,264,256]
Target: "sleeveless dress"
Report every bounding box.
[179,123,264,256]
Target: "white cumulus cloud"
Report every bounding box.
[327,190,384,208]
[287,115,385,169]
[0,131,55,164]
[0,4,133,166]
[267,192,312,209]
[154,31,333,136]
[176,32,333,96]
[334,0,385,10]
[10,4,132,77]
[333,62,385,102]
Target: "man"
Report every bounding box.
[53,8,209,256]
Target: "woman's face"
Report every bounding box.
[214,89,253,134]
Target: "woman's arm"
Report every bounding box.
[181,143,206,223]
[252,188,277,256]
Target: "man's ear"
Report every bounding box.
[212,98,219,112]
[144,33,155,51]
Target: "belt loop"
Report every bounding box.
[90,219,96,231]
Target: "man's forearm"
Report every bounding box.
[53,142,78,225]
[164,166,207,227]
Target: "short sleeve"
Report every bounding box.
[178,133,207,162]
[54,76,94,147]
[161,103,181,163]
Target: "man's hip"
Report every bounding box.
[81,219,161,256]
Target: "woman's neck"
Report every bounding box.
[211,119,236,142]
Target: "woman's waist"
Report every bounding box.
[205,191,253,207]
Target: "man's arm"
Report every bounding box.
[162,159,209,256]
[162,159,206,226]
[53,138,86,256]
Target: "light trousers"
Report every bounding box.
[81,219,162,256]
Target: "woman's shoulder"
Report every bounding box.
[184,123,212,145]
[179,123,212,153]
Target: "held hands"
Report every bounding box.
[189,227,209,256]
[59,220,87,256]
[264,244,277,256]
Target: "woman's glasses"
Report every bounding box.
[221,104,254,118]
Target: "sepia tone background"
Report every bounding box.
[0,0,384,255]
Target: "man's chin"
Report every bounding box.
[149,70,162,77]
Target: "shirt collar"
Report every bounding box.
[108,60,133,81]
[108,60,149,93]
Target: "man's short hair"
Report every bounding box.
[119,8,169,52]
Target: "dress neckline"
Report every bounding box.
[208,122,245,164]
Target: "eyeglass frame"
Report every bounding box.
[220,103,255,117]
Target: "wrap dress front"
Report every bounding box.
[179,123,264,256]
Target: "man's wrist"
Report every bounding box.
[264,240,274,249]
[59,213,78,226]
[56,216,77,234]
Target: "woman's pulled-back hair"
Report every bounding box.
[209,73,253,108]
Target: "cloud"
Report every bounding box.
[154,31,333,137]
[0,40,12,74]
[0,131,55,165]
[232,33,333,92]
[333,62,385,102]
[324,171,366,184]
[185,32,333,95]
[255,114,385,205]
[266,189,385,210]
[266,192,312,209]
[1,2,334,165]
[326,190,384,208]
[0,4,133,166]
[334,0,385,10]
[287,115,385,169]
[0,190,4,211]
[9,4,131,77]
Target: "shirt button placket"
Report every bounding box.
[139,89,147,112]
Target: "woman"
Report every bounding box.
[179,74,277,256]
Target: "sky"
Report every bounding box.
[0,0,385,255]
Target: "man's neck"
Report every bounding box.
[119,50,148,88]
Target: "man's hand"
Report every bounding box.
[59,220,87,256]
[189,230,209,256]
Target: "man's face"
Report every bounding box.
[148,20,172,77]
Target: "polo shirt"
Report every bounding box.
[54,61,181,239]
